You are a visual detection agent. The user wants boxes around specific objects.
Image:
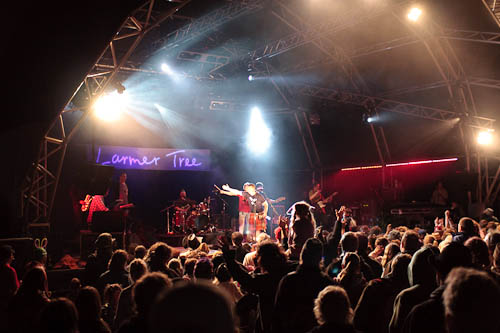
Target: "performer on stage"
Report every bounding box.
[218,183,251,239]
[221,183,268,242]
[308,182,336,229]
[173,189,196,232]
[86,191,109,224]
[118,172,128,206]
[256,182,285,237]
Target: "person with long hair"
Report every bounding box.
[335,252,366,308]
[7,265,50,332]
[75,286,111,333]
[308,286,355,333]
[287,201,317,261]
[144,242,178,278]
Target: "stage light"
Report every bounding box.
[161,63,174,75]
[407,7,422,21]
[367,116,376,123]
[93,91,128,122]
[247,107,271,154]
[477,130,493,146]
[248,75,254,81]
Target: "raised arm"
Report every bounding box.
[222,184,243,196]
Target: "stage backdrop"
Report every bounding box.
[92,145,211,171]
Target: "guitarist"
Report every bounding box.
[308,183,337,228]
[256,182,286,237]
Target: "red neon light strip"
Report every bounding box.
[341,157,458,171]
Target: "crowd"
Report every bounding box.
[1,202,500,333]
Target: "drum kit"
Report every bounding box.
[166,197,216,234]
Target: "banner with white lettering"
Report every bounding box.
[93,145,210,171]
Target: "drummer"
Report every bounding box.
[174,190,196,229]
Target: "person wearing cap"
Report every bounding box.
[402,242,473,333]
[83,233,115,287]
[256,182,286,238]
[0,245,19,323]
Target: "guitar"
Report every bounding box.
[271,196,286,204]
[79,195,92,212]
[316,192,338,213]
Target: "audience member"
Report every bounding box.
[400,230,421,256]
[183,257,197,280]
[357,233,383,280]
[75,286,111,333]
[83,233,114,287]
[287,202,316,260]
[7,266,50,332]
[167,258,183,277]
[101,283,121,328]
[194,257,214,281]
[118,272,172,333]
[39,297,78,333]
[452,217,476,244]
[214,263,243,303]
[464,236,490,270]
[98,249,130,294]
[308,286,355,333]
[336,252,366,308]
[242,232,271,270]
[443,267,500,333]
[114,258,147,329]
[403,242,473,333]
[0,244,19,327]
[232,231,250,263]
[144,242,179,278]
[273,238,335,333]
[381,243,401,277]
[150,281,236,333]
[133,245,146,259]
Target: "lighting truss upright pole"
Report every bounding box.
[21,0,190,230]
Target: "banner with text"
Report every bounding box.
[93,145,210,171]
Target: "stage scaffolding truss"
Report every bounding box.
[21,0,500,229]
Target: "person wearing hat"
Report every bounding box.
[82,233,115,287]
[256,182,286,238]
[0,244,19,320]
[402,242,473,333]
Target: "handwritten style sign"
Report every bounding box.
[94,145,210,171]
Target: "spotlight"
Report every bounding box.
[161,63,174,75]
[248,75,254,81]
[367,116,376,123]
[477,130,494,146]
[93,91,128,122]
[247,107,271,154]
[407,7,422,22]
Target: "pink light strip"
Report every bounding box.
[341,157,458,171]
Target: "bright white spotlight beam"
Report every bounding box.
[93,91,128,122]
[247,107,271,154]
[161,63,175,75]
[407,7,422,22]
[477,130,493,146]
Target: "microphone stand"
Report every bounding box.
[160,204,174,234]
[213,187,231,230]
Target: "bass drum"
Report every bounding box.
[196,214,210,230]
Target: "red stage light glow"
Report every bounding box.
[340,157,458,171]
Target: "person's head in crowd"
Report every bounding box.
[256,232,271,245]
[487,222,498,234]
[487,232,500,255]
[183,258,197,279]
[313,286,353,327]
[388,253,412,288]
[19,265,48,296]
[108,249,128,272]
[39,297,78,333]
[232,232,244,247]
[256,241,287,274]
[33,246,48,266]
[292,202,316,228]
[150,281,235,333]
[95,233,114,256]
[464,237,490,270]
[194,257,214,281]
[0,244,14,265]
[458,217,476,235]
[375,237,389,251]
[443,267,500,333]
[146,242,172,268]
[215,263,232,283]
[387,229,401,242]
[381,242,401,274]
[236,294,259,332]
[341,232,358,253]
[300,238,323,267]
[129,258,148,283]
[401,230,421,256]
[338,252,361,285]
[103,283,121,308]
[134,245,147,259]
[407,246,437,289]
[423,234,436,246]
[211,253,225,272]
[432,242,472,284]
[356,233,370,255]
[70,277,81,294]
[133,272,172,317]
[75,286,103,323]
[370,226,382,236]
[167,258,183,277]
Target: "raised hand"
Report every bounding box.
[222,184,230,191]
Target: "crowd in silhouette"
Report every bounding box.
[1,202,500,333]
